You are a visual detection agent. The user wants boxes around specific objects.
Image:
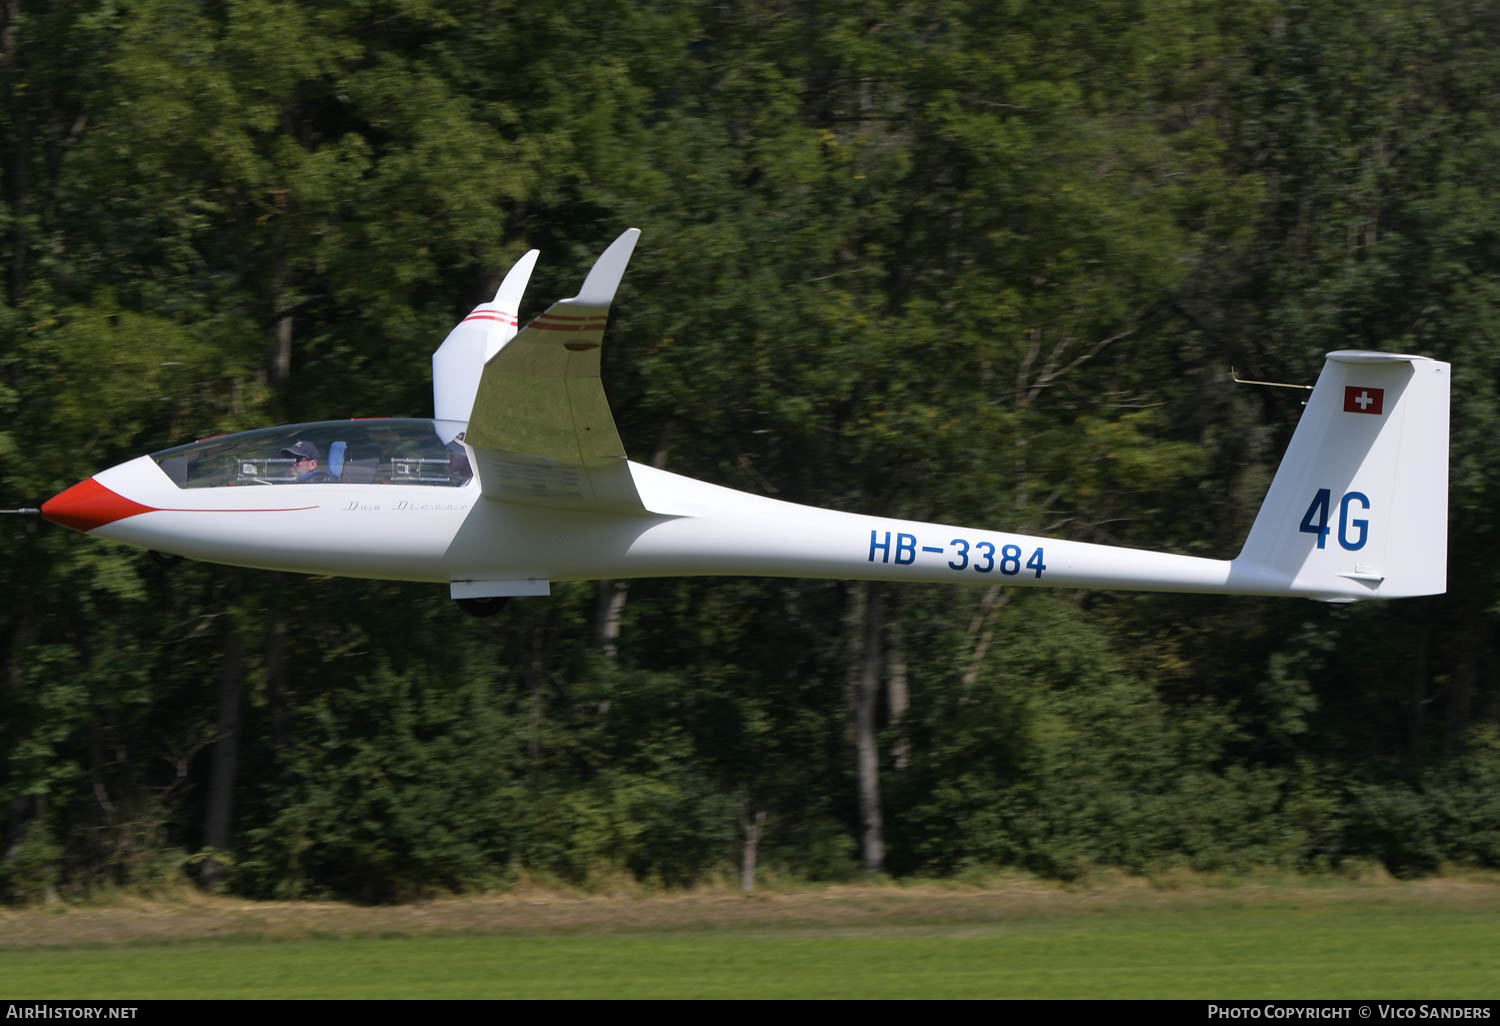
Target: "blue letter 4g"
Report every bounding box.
[1300,488,1370,551]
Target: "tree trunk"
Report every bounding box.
[594,580,628,658]
[265,614,290,750]
[1442,612,1479,759]
[887,612,910,772]
[591,426,671,656]
[962,583,1009,688]
[739,802,766,892]
[270,269,293,389]
[201,626,244,890]
[856,581,885,873]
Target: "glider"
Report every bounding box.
[36,229,1450,613]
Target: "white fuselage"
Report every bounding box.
[73,453,1357,601]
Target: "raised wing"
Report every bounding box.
[432,247,539,428]
[464,228,647,513]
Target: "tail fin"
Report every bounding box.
[1230,351,1449,600]
[431,248,540,429]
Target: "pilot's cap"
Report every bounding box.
[281,440,319,461]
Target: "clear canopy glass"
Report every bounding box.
[150,419,472,489]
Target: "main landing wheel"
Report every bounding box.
[456,596,510,618]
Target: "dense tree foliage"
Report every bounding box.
[3,0,1497,901]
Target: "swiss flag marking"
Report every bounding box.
[1343,386,1384,415]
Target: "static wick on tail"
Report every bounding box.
[1229,367,1315,392]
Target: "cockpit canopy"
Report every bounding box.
[150,419,472,489]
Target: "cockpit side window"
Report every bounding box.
[150,420,474,489]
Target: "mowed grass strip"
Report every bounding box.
[1,901,1496,998]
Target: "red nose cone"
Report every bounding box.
[41,478,154,533]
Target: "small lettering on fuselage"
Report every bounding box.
[341,498,471,513]
[394,500,471,512]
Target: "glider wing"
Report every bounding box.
[463,228,648,513]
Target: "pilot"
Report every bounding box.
[280,440,334,483]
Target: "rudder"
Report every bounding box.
[1231,351,1449,600]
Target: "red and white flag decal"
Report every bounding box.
[1343,386,1384,415]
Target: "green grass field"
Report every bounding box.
[2,882,1497,998]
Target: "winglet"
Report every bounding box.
[484,249,540,362]
[431,247,540,428]
[570,228,639,308]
